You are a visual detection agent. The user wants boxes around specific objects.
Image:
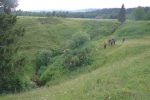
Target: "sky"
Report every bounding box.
[17,0,150,11]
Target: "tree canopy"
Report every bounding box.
[118,4,126,23]
[0,1,25,92]
[0,14,25,93]
[133,6,145,20]
[0,0,18,14]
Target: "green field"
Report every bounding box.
[0,17,150,100]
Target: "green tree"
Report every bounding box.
[145,11,150,20]
[69,32,90,49]
[0,0,26,93]
[0,14,25,93]
[118,4,126,23]
[133,6,145,20]
[0,0,18,14]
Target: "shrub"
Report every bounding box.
[39,67,56,83]
[39,64,65,84]
[70,32,90,49]
[0,14,25,93]
[0,75,27,93]
[51,48,63,56]
[35,50,53,76]
[64,55,80,68]
[63,32,93,69]
[34,48,64,86]
[64,45,93,69]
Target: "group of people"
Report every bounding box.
[104,36,125,49]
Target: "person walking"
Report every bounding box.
[104,42,107,49]
[113,36,116,44]
[122,36,125,43]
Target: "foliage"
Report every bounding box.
[118,4,126,23]
[0,14,25,93]
[35,50,53,76]
[115,21,150,38]
[144,7,150,20]
[34,48,64,86]
[0,74,27,93]
[0,0,18,14]
[13,7,144,19]
[69,32,90,49]
[131,7,150,20]
[64,32,92,69]
[132,6,145,20]
[64,52,92,69]
[82,20,120,39]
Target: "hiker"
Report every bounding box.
[108,39,112,46]
[113,37,116,44]
[104,42,107,49]
[112,39,115,45]
[110,39,114,46]
[122,37,125,43]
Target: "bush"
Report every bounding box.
[51,48,63,56]
[64,55,80,68]
[0,14,25,93]
[64,45,93,69]
[0,75,27,93]
[70,32,90,49]
[63,32,93,69]
[145,11,150,20]
[39,67,56,83]
[39,64,65,85]
[35,50,53,76]
[64,53,92,70]
[132,7,145,20]
[34,48,64,86]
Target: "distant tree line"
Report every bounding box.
[10,7,150,20]
[132,6,150,20]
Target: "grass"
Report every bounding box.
[1,38,150,100]
[0,17,150,100]
[115,20,150,38]
[14,16,119,81]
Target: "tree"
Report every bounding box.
[118,4,126,23]
[145,10,150,20]
[0,0,18,14]
[0,0,25,93]
[133,6,145,20]
[0,14,25,93]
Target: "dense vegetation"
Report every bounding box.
[0,14,25,93]
[0,0,27,93]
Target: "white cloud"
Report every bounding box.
[17,0,150,11]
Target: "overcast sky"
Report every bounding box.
[17,0,150,11]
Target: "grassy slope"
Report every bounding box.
[15,17,119,81]
[0,18,150,100]
[15,17,85,78]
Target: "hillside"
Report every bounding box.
[0,17,150,100]
[14,17,120,85]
